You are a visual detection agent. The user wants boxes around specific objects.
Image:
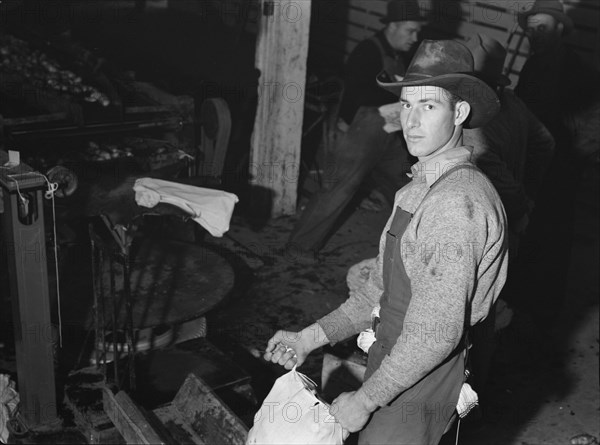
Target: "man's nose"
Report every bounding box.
[406,110,420,128]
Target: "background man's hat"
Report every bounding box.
[517,0,574,34]
[464,33,511,88]
[377,40,500,128]
[380,0,427,23]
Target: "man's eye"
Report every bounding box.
[424,104,434,110]
[401,103,411,109]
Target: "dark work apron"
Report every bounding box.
[359,165,478,445]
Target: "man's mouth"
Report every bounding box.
[406,135,424,143]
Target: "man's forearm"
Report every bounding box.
[298,323,331,352]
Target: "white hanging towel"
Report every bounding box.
[133,178,239,237]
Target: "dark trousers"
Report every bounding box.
[289,106,412,251]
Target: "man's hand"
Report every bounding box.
[331,390,378,433]
[336,118,350,133]
[263,323,330,370]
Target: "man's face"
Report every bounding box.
[386,21,423,52]
[525,13,563,54]
[400,86,458,159]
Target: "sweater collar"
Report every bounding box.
[410,146,473,188]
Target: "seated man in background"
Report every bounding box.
[287,0,426,258]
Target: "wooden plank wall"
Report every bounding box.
[165,0,598,84]
[309,0,600,85]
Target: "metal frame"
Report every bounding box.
[88,215,136,391]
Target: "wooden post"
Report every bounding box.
[0,151,59,430]
[250,0,312,217]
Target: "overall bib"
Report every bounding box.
[359,167,475,445]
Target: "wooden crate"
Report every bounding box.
[103,372,248,445]
[153,373,249,445]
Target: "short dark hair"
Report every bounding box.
[446,92,464,108]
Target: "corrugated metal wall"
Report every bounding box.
[309,0,599,85]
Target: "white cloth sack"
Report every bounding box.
[133,178,238,237]
[456,382,478,418]
[246,367,345,445]
[357,305,380,354]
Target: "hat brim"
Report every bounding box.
[517,8,574,34]
[377,72,501,128]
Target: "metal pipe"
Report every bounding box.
[109,255,119,388]
[9,117,183,139]
[123,252,136,391]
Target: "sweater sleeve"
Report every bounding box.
[317,208,394,343]
[317,251,385,343]
[358,187,489,407]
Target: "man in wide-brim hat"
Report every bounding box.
[263,39,509,444]
[376,39,500,128]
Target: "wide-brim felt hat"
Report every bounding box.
[517,0,574,34]
[377,40,500,128]
[464,33,511,88]
[380,0,427,23]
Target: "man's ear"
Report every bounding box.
[454,101,471,126]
